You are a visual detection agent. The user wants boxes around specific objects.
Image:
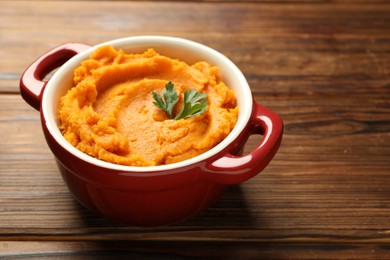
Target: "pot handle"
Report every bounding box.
[20,43,91,111]
[204,102,283,184]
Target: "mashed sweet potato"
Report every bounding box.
[58,46,238,166]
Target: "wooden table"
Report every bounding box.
[1,0,390,258]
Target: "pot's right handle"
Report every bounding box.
[20,43,91,111]
[204,102,283,184]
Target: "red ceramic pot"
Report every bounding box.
[20,36,283,226]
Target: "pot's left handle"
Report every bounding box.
[20,43,91,111]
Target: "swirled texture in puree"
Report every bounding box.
[58,46,238,166]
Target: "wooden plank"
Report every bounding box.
[22,0,390,3]
[2,241,390,259]
[1,1,390,93]
[0,87,389,240]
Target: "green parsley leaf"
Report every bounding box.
[152,81,208,120]
[152,81,179,119]
[174,89,208,120]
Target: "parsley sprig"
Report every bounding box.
[152,81,208,120]
[174,89,208,120]
[152,81,178,119]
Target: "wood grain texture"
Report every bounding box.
[2,241,390,259]
[1,0,390,258]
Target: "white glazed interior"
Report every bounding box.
[42,36,253,172]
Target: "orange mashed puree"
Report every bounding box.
[58,46,238,166]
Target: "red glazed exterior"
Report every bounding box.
[20,37,283,226]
